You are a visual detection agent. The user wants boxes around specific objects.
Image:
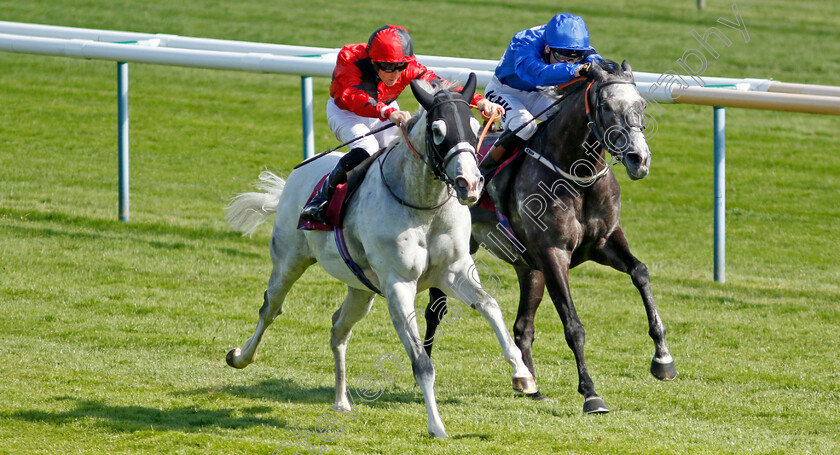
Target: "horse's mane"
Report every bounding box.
[544,58,627,100]
[594,58,624,77]
[393,106,425,150]
[397,79,466,145]
[404,110,423,132]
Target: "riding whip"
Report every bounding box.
[294,122,398,169]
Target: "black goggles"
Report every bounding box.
[550,48,586,63]
[375,61,408,73]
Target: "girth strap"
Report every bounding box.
[524,147,610,185]
[493,209,538,269]
[335,227,382,295]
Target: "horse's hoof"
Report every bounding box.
[527,391,554,402]
[650,358,677,381]
[428,428,449,439]
[583,396,610,414]
[512,376,538,394]
[332,402,352,414]
[226,348,244,369]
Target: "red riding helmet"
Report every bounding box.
[366,25,414,63]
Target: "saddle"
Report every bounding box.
[472,134,537,268]
[474,134,526,219]
[475,118,554,216]
[297,149,386,231]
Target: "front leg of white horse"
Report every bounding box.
[440,260,538,394]
[385,279,448,438]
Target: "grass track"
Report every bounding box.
[1,1,838,454]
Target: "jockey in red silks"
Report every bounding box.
[481,13,603,169]
[301,25,502,224]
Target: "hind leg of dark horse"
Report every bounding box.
[512,267,552,401]
[541,249,609,414]
[592,228,676,380]
[422,288,448,358]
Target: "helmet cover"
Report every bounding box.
[367,25,414,62]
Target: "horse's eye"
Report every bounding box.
[469,117,480,135]
[431,119,446,145]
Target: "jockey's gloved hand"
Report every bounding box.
[575,62,592,78]
[388,110,412,127]
[584,53,602,64]
[476,99,504,120]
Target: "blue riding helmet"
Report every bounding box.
[545,13,594,51]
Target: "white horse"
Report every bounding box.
[224,75,536,438]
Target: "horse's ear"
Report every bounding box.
[460,73,477,103]
[411,79,435,111]
[621,60,634,81]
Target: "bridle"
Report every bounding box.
[585,78,644,161]
[525,75,642,184]
[423,96,478,184]
[380,95,477,210]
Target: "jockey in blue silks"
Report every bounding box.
[482,13,603,168]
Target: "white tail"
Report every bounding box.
[224,171,286,236]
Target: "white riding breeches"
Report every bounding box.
[326,98,400,155]
[484,76,556,141]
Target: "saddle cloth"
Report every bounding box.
[475,144,525,215]
[297,149,385,231]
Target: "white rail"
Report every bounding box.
[0,21,497,81]
[2,21,839,282]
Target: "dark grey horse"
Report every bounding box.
[424,59,676,414]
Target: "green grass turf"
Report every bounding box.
[1,0,838,453]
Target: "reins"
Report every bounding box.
[475,105,503,153]
[379,145,452,210]
[400,124,423,160]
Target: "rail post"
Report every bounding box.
[118,62,129,222]
[301,76,315,159]
[713,106,725,283]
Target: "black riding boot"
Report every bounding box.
[300,147,368,223]
[300,165,345,224]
